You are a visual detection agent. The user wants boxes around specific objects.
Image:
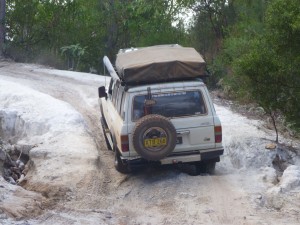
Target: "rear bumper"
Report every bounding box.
[160,149,223,164]
[122,148,224,166]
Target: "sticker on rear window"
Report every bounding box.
[153,92,186,98]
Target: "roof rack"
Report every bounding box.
[103,45,209,86]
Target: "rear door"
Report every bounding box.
[131,89,215,152]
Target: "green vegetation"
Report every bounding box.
[2,0,189,71]
[0,0,299,134]
[220,0,300,137]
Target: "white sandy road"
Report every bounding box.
[0,61,300,224]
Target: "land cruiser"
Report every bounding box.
[98,45,223,174]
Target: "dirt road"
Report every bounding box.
[0,61,300,225]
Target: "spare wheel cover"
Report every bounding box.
[132,114,176,161]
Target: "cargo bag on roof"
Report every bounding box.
[115,46,207,84]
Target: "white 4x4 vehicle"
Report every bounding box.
[98,45,223,175]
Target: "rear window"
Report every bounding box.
[132,91,207,120]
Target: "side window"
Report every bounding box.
[120,93,126,119]
[197,91,207,114]
[112,82,120,106]
[116,86,124,114]
[108,79,113,96]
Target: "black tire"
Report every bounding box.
[100,117,112,150]
[114,148,130,174]
[183,161,216,176]
[203,161,216,174]
[194,161,216,175]
[179,163,201,176]
[132,114,177,161]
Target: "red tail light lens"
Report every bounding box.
[121,135,129,152]
[214,126,222,143]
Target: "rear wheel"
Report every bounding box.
[113,143,130,174]
[203,161,216,174]
[196,161,216,175]
[184,161,216,176]
[186,164,202,176]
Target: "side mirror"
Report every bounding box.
[98,86,107,98]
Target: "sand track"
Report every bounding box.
[0,62,300,224]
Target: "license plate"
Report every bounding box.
[144,137,167,147]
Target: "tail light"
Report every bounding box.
[214,126,222,143]
[120,135,129,152]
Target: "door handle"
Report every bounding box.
[177,130,190,135]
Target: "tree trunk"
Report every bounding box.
[268,110,279,143]
[0,0,5,56]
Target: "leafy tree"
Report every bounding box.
[4,0,189,71]
[101,0,189,60]
[265,0,300,130]
[61,44,86,71]
[210,0,269,89]
[6,0,41,59]
[5,0,107,70]
[190,0,236,59]
[231,0,300,139]
[233,39,282,141]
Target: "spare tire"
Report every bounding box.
[132,114,177,161]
